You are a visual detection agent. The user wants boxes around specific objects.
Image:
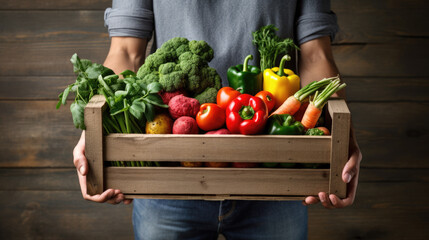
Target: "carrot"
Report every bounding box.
[293,100,309,121]
[301,78,346,129]
[301,102,322,130]
[270,95,301,116]
[317,126,330,135]
[269,77,335,117]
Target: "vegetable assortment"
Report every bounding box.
[59,25,346,169]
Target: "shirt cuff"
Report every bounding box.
[295,11,339,45]
[104,7,154,39]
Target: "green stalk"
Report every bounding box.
[123,99,131,134]
[313,79,346,109]
[105,115,121,133]
[243,55,253,72]
[98,75,114,97]
[114,114,127,133]
[276,55,291,77]
[294,77,334,101]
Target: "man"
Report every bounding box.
[74,0,362,239]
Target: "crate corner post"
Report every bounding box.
[328,99,351,199]
[84,95,107,195]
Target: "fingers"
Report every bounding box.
[73,132,88,176]
[302,196,319,206]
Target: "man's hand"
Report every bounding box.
[73,131,132,205]
[303,133,362,208]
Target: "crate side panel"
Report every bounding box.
[105,167,329,196]
[105,134,331,163]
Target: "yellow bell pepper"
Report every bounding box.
[263,55,300,109]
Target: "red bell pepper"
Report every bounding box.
[226,94,268,135]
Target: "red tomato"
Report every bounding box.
[196,103,226,131]
[216,87,241,110]
[255,90,276,113]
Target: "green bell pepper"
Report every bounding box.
[262,114,304,167]
[266,114,305,135]
[227,55,262,95]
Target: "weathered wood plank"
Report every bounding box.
[0,76,75,100]
[85,95,107,195]
[0,101,81,167]
[105,167,330,196]
[0,168,79,191]
[105,134,331,163]
[332,40,429,77]
[343,77,429,102]
[0,11,107,43]
[0,0,110,10]
[349,102,429,168]
[308,180,429,240]
[328,100,350,198]
[332,0,429,43]
[0,101,427,168]
[0,191,133,240]
[0,41,110,76]
[2,76,428,102]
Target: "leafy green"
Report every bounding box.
[252,25,299,71]
[57,53,167,132]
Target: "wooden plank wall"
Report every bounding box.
[0,0,428,239]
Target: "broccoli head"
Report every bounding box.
[136,37,222,96]
[194,87,218,104]
[158,62,186,92]
[137,52,169,78]
[141,72,160,85]
[189,40,214,62]
[159,37,190,59]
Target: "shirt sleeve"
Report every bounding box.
[104,0,154,39]
[295,0,339,45]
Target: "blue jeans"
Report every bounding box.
[133,199,307,240]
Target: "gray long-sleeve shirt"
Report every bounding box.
[104,0,338,85]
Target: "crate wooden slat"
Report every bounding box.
[84,95,107,195]
[84,96,350,200]
[105,167,329,195]
[105,134,331,163]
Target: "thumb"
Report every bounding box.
[74,151,88,176]
[73,136,88,176]
[342,150,360,184]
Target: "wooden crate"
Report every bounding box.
[84,95,350,201]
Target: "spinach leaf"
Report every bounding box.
[70,100,86,130]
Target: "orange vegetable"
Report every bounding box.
[269,77,333,117]
[301,77,346,129]
[317,126,330,135]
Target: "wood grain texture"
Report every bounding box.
[0,190,134,240]
[332,0,429,43]
[0,0,110,10]
[105,134,331,163]
[105,167,329,197]
[84,95,107,195]
[349,102,429,168]
[0,101,81,167]
[328,100,350,198]
[0,11,107,43]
